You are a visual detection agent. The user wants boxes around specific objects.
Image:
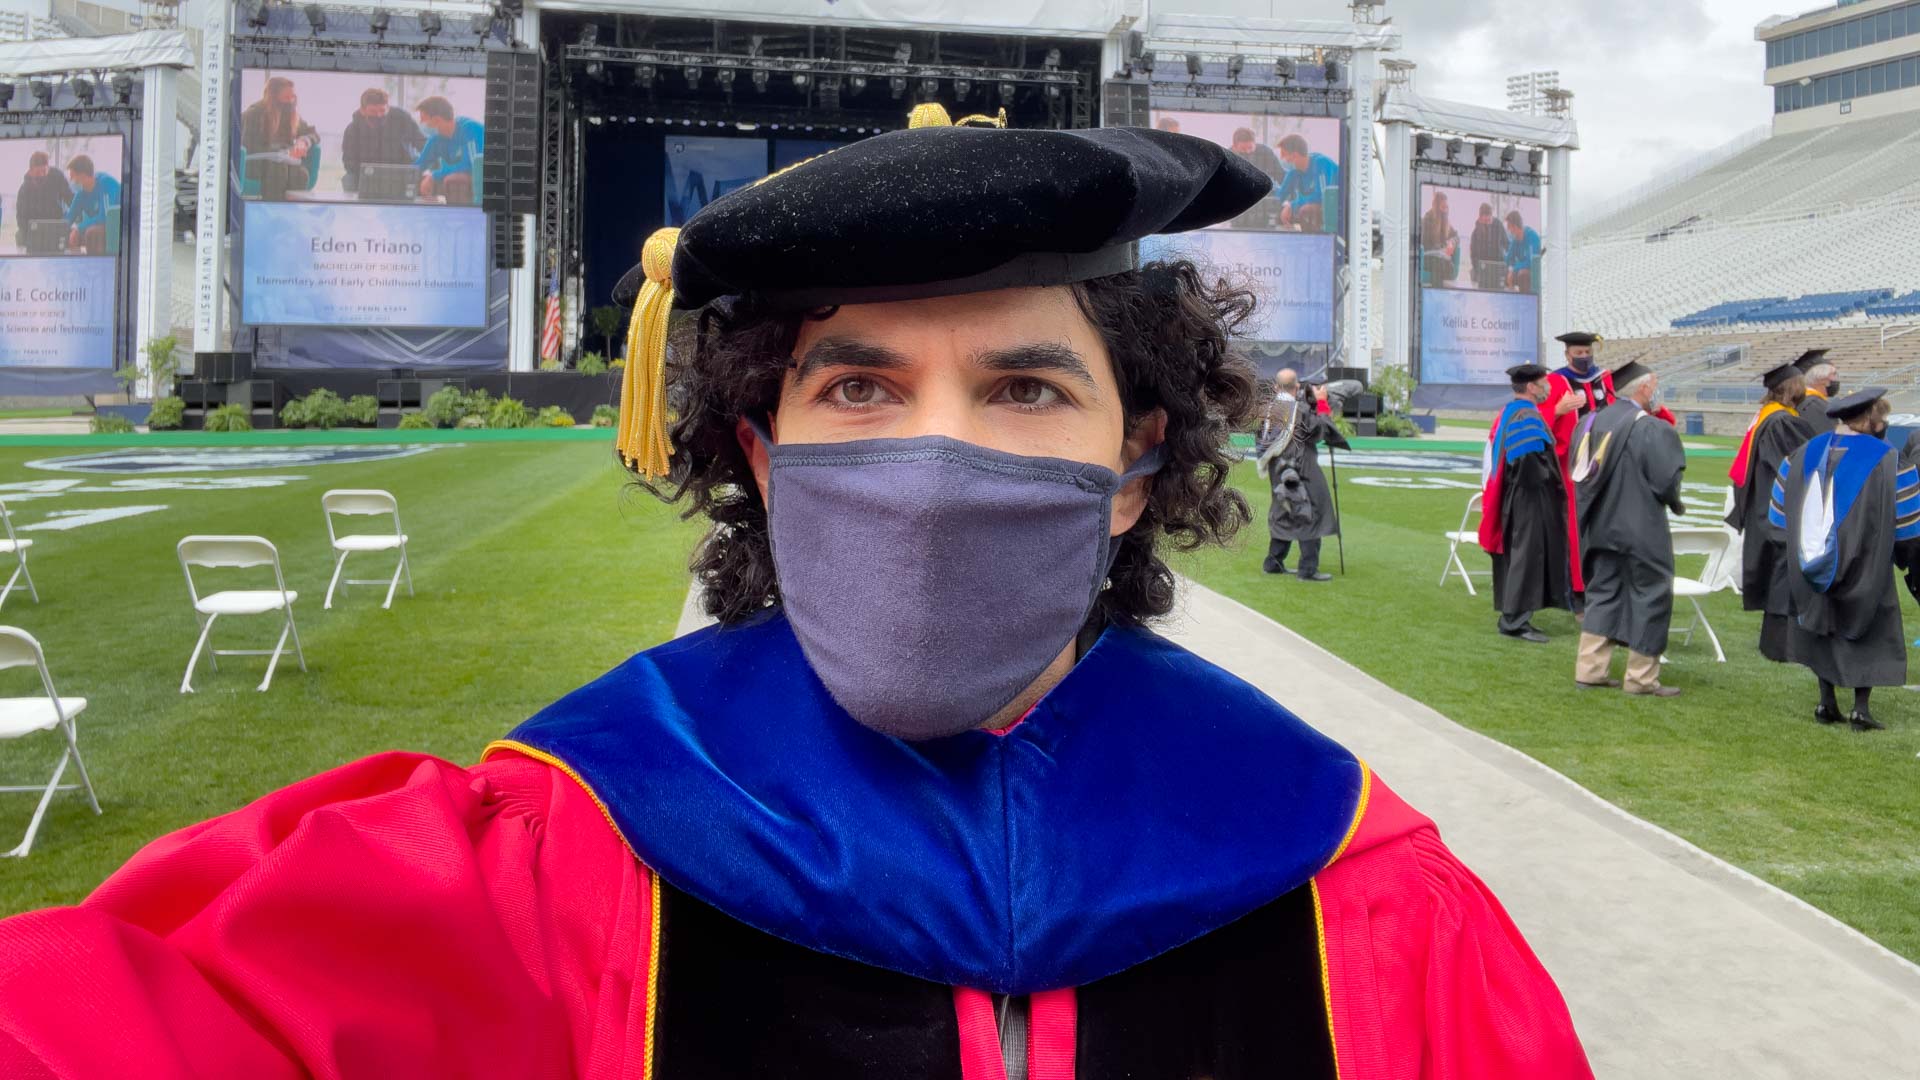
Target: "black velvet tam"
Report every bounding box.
[1506,363,1549,382]
[1555,331,1599,347]
[616,125,1271,310]
[1828,386,1888,421]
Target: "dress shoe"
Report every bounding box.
[1298,571,1332,582]
[1625,684,1682,698]
[1813,704,1844,725]
[1501,627,1550,644]
[1262,559,1287,575]
[1575,679,1622,690]
[1849,710,1886,732]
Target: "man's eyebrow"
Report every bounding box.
[971,342,1099,391]
[790,339,914,382]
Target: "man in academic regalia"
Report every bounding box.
[1727,363,1814,661]
[1794,348,1837,431]
[1771,388,1920,731]
[1259,369,1350,582]
[1573,361,1689,696]
[1479,363,1575,642]
[0,106,1591,1079]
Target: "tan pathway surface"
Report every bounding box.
[678,582,1920,1077]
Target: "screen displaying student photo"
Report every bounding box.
[1417,183,1543,295]
[236,68,487,207]
[0,134,124,257]
[1142,230,1336,345]
[1149,110,1342,234]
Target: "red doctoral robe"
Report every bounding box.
[0,751,1591,1079]
[1543,368,1678,592]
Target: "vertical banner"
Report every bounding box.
[1347,49,1376,371]
[194,0,229,352]
[663,137,767,225]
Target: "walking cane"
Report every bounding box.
[1328,439,1346,575]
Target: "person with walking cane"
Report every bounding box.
[1259,369,1349,581]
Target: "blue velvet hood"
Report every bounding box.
[495,609,1364,995]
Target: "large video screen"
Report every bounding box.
[0,134,123,368]
[664,136,768,226]
[1146,108,1341,345]
[240,201,490,328]
[237,68,486,206]
[1417,182,1542,384]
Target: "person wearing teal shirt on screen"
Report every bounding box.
[414,95,484,205]
[1504,211,1542,294]
[1274,134,1340,233]
[63,155,119,255]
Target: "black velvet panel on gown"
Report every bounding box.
[653,883,1336,1079]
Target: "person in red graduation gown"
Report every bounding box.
[0,109,1590,1080]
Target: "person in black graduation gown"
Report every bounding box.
[1258,369,1349,582]
[1793,348,1836,431]
[1479,363,1574,642]
[1572,361,1688,696]
[1771,388,1920,731]
[1726,363,1814,662]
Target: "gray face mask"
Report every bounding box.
[758,427,1164,741]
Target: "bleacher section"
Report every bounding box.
[1571,112,1920,339]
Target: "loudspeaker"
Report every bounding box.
[484,50,542,216]
[1101,79,1151,127]
[195,351,253,382]
[491,212,525,270]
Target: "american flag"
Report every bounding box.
[539,269,563,365]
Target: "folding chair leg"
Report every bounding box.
[0,562,20,611]
[1438,544,1457,587]
[382,556,404,609]
[1694,598,1726,663]
[324,551,348,610]
[63,728,100,814]
[400,544,414,597]
[16,549,35,603]
[286,607,307,673]
[2,749,69,858]
[1453,552,1478,597]
[257,619,292,692]
[180,614,217,694]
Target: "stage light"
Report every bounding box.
[29,80,50,108]
[998,80,1015,104]
[1227,54,1244,81]
[1527,149,1544,173]
[368,9,389,34]
[849,71,868,93]
[637,64,657,84]
[1446,138,1464,161]
[1275,57,1295,82]
[70,77,93,106]
[470,13,493,39]
[954,78,971,98]
[1044,48,1062,70]
[1472,142,1490,166]
[751,67,769,92]
[1185,53,1202,78]
[894,43,912,64]
[889,75,906,99]
[243,0,269,29]
[918,77,938,98]
[576,23,597,48]
[684,64,701,86]
[111,73,133,105]
[303,4,325,34]
[0,83,13,110]
[417,11,442,37]
[1324,59,1340,83]
[1046,81,1061,99]
[793,70,811,91]
[1139,52,1155,76]
[585,61,604,81]
[715,67,735,89]
[1414,133,1433,158]
[1500,145,1517,168]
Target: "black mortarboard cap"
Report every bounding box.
[1507,363,1549,383]
[1555,331,1600,347]
[1826,386,1887,421]
[1610,360,1653,386]
[1792,349,1830,373]
[1761,363,1800,390]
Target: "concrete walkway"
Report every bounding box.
[677,583,1920,1077]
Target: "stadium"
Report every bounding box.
[0,2,1914,1077]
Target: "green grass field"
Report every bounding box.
[0,436,699,914]
[1178,457,1920,962]
[3,433,1916,967]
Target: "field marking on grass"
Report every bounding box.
[27,445,447,474]
[20,506,168,532]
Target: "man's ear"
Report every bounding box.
[1112,408,1168,537]
[737,416,774,502]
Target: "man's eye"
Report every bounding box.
[1002,379,1061,408]
[832,378,879,404]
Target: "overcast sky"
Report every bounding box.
[1193,0,1803,204]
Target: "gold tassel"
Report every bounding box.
[617,227,680,479]
[907,102,952,128]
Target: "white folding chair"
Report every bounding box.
[321,489,413,610]
[0,499,38,611]
[1670,527,1736,663]
[177,536,306,693]
[0,627,98,857]
[1440,492,1490,596]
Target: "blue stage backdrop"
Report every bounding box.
[663,137,767,226]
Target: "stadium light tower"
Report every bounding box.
[1542,86,1575,117]
[1507,70,1561,115]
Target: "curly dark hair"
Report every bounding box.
[638,259,1261,627]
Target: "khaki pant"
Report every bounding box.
[1576,632,1662,693]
